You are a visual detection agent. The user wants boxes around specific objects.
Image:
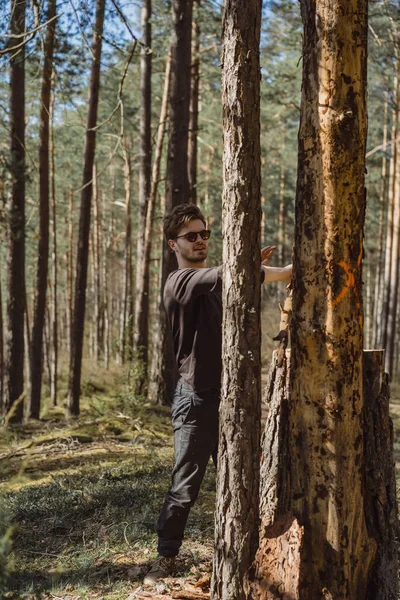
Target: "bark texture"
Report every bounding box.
[212,0,262,598]
[254,350,398,600]
[150,0,193,406]
[254,1,376,597]
[5,0,26,421]
[133,0,152,390]
[67,0,105,416]
[29,0,57,419]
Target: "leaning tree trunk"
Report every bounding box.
[29,0,57,419]
[254,1,376,598]
[149,0,193,406]
[67,0,105,416]
[133,0,152,393]
[5,0,26,422]
[212,0,262,599]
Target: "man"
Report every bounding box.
[144,203,292,584]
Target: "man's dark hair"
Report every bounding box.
[163,204,207,240]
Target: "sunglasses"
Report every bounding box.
[176,229,211,243]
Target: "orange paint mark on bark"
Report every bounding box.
[331,244,363,327]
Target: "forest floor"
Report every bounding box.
[1,301,400,600]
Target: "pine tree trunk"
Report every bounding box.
[212,0,262,598]
[253,2,376,597]
[49,74,58,407]
[0,273,3,414]
[92,164,102,362]
[384,113,400,376]
[149,0,193,406]
[119,149,133,365]
[67,183,74,354]
[139,46,172,401]
[372,92,388,348]
[133,0,152,390]
[29,0,57,419]
[379,71,398,351]
[102,191,110,369]
[254,350,398,600]
[5,0,26,422]
[67,0,105,416]
[188,0,200,205]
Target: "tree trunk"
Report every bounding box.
[67,182,74,354]
[212,0,262,598]
[188,0,200,205]
[133,0,152,391]
[384,104,400,376]
[379,71,398,351]
[49,73,58,407]
[29,0,57,419]
[102,190,110,369]
[92,164,102,362]
[254,2,376,597]
[139,46,172,402]
[149,0,194,406]
[372,91,388,349]
[118,148,133,365]
[5,0,26,422]
[67,0,105,416]
[255,349,398,600]
[0,271,3,414]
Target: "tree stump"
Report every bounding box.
[253,349,398,600]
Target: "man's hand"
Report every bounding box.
[261,245,276,266]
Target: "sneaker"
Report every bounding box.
[143,556,175,585]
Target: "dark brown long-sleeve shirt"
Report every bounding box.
[163,267,223,392]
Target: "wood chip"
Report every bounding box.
[171,592,210,599]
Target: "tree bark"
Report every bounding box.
[49,73,58,406]
[133,0,152,391]
[118,148,133,365]
[254,350,398,600]
[253,1,376,597]
[372,92,388,348]
[67,0,105,416]
[140,47,172,403]
[188,0,200,205]
[212,0,262,598]
[29,0,57,419]
[5,0,26,422]
[149,0,193,406]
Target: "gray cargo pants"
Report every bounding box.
[156,379,220,557]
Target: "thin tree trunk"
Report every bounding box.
[132,0,152,390]
[29,0,57,419]
[119,149,133,365]
[212,0,262,598]
[278,125,286,266]
[188,0,200,205]
[67,182,74,354]
[379,71,398,351]
[92,163,101,362]
[0,271,3,414]
[49,74,58,407]
[67,0,105,416]
[102,191,110,369]
[372,91,389,348]
[5,0,26,422]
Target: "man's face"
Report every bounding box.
[168,218,209,264]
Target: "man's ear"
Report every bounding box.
[168,239,176,253]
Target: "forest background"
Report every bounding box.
[0,0,400,598]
